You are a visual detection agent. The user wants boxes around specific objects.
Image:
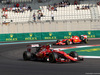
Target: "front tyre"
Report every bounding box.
[56,40,60,43]
[65,40,70,45]
[53,40,60,45]
[69,51,78,62]
[69,51,78,57]
[49,52,58,63]
[72,40,74,44]
[23,51,31,61]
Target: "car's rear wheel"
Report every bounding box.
[79,35,84,40]
[23,51,31,61]
[49,52,58,63]
[84,38,88,44]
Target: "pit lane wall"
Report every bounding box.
[0,30,100,42]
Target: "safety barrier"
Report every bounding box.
[0,30,100,42]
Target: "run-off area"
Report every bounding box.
[61,45,100,58]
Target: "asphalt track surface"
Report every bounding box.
[0,40,100,75]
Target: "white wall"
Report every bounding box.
[0,20,100,34]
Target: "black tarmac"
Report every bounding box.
[0,39,100,75]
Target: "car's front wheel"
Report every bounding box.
[69,51,78,62]
[65,40,70,45]
[56,40,60,43]
[69,51,78,57]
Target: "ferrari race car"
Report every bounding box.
[23,44,83,63]
[54,35,88,45]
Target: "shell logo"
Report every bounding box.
[10,34,13,38]
[49,33,52,36]
[69,32,71,35]
[75,40,78,42]
[29,34,32,37]
[88,32,91,35]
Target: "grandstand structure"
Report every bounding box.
[0,0,100,23]
[0,0,100,34]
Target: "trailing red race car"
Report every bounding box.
[54,35,88,45]
[23,44,83,63]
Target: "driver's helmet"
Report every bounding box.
[46,43,51,49]
[41,45,46,49]
[71,35,74,38]
[46,43,51,47]
[72,35,74,37]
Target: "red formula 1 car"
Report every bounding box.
[23,44,83,63]
[54,35,88,45]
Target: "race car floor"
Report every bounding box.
[0,39,100,75]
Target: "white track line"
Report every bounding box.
[80,56,100,58]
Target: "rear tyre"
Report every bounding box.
[84,38,88,44]
[49,52,58,63]
[23,51,31,61]
[79,35,84,40]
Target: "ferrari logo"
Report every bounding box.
[69,32,71,35]
[66,55,69,56]
[29,34,32,37]
[88,32,91,35]
[10,34,13,38]
[49,33,52,36]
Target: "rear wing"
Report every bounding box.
[27,44,40,52]
[27,44,40,48]
[80,35,87,38]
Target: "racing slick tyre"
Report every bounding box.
[69,51,78,57]
[84,38,88,44]
[56,40,60,43]
[53,40,60,45]
[49,52,58,63]
[72,40,74,44]
[65,40,70,45]
[79,35,84,40]
[23,51,31,61]
[69,51,78,62]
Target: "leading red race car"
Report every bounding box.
[54,35,88,45]
[23,44,83,63]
